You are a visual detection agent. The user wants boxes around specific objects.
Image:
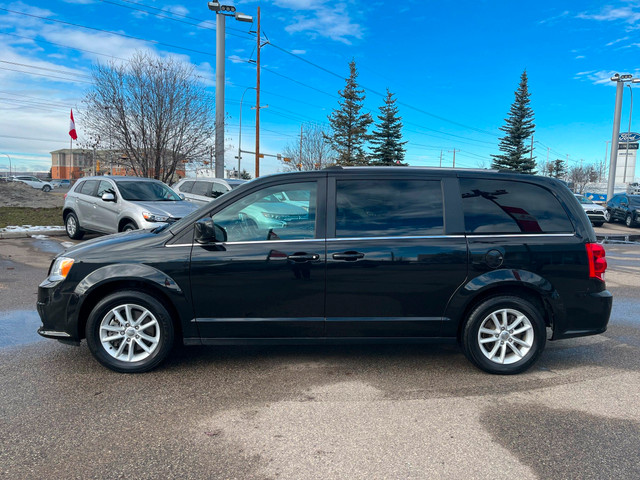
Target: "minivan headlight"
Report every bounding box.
[49,256,74,281]
[143,211,170,222]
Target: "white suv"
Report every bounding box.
[12,175,53,192]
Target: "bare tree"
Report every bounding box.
[81,51,214,183]
[569,165,598,194]
[279,124,333,172]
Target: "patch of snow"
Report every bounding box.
[0,225,64,233]
[30,234,50,239]
[60,242,75,248]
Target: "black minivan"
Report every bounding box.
[37,167,612,374]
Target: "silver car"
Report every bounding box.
[172,177,246,206]
[575,194,607,226]
[63,176,200,239]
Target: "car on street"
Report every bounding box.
[605,193,640,228]
[51,179,72,189]
[62,176,200,239]
[172,177,246,205]
[38,167,612,375]
[12,175,54,192]
[574,194,607,226]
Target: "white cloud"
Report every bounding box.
[574,69,640,85]
[577,5,640,27]
[165,4,190,17]
[575,55,585,59]
[291,49,306,55]
[228,55,248,64]
[606,36,630,46]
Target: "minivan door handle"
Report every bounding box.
[332,251,365,261]
[287,253,320,262]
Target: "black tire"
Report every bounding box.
[121,221,138,232]
[625,214,635,228]
[593,222,603,227]
[85,290,175,373]
[42,185,51,192]
[605,210,613,223]
[64,212,85,240]
[461,296,546,375]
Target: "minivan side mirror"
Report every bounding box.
[101,192,116,202]
[194,218,227,243]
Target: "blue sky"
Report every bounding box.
[1,0,640,178]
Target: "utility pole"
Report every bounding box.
[530,134,534,161]
[255,6,261,178]
[299,124,303,170]
[448,149,459,168]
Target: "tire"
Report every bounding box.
[85,291,175,373]
[625,214,635,228]
[461,296,546,375]
[65,212,85,240]
[121,221,138,232]
[605,210,613,223]
[42,185,51,192]
[593,222,603,227]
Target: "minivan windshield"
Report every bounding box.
[116,181,181,202]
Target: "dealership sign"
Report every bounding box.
[619,132,640,142]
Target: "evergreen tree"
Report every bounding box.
[549,159,567,179]
[491,70,536,174]
[325,60,372,166]
[370,89,407,165]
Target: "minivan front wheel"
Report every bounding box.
[65,212,85,240]
[86,291,175,373]
[462,296,546,375]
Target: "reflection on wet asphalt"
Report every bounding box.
[0,310,43,348]
[29,238,66,255]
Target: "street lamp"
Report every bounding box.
[607,73,640,200]
[0,153,11,178]
[207,2,253,179]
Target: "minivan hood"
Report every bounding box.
[133,200,199,218]
[62,229,161,259]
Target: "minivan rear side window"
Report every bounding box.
[460,178,574,234]
[335,180,443,237]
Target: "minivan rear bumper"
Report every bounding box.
[551,289,613,340]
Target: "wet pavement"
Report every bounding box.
[1,236,640,479]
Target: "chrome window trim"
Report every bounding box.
[466,233,576,238]
[166,232,576,247]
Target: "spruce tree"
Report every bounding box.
[325,60,372,166]
[491,70,536,174]
[370,89,407,165]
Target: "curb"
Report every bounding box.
[596,234,640,244]
[0,229,67,239]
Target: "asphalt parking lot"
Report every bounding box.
[1,235,639,479]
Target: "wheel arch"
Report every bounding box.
[118,217,139,231]
[445,272,558,342]
[74,266,187,342]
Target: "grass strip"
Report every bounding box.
[0,207,63,228]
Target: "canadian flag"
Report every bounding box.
[69,109,78,140]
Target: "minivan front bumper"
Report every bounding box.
[36,277,81,344]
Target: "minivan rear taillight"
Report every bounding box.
[586,243,607,281]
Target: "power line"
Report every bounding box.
[0,60,92,79]
[0,7,219,58]
[1,32,129,61]
[0,66,93,84]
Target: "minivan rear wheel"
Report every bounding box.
[85,291,174,373]
[462,296,546,375]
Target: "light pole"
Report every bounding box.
[237,87,256,179]
[622,79,640,182]
[1,153,11,178]
[208,2,253,179]
[607,74,640,200]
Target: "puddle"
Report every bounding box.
[0,310,45,348]
[30,238,66,255]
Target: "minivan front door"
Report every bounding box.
[189,180,326,340]
[325,177,468,338]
